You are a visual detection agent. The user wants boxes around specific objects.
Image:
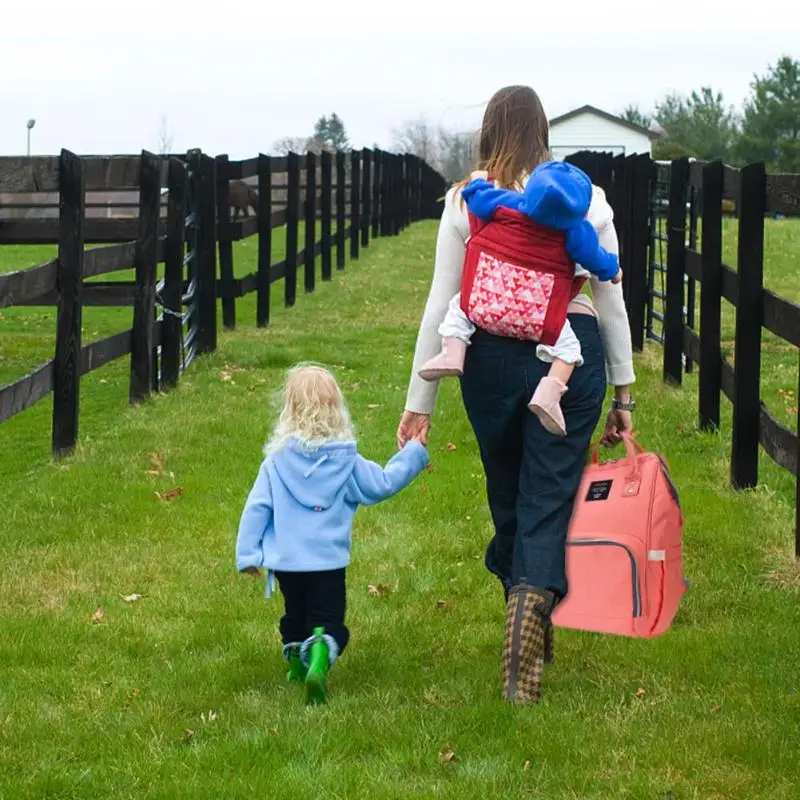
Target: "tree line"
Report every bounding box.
[623,55,800,171]
[264,54,798,180]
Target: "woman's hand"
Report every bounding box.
[397,411,431,449]
[600,407,632,447]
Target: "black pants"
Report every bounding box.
[274,568,350,653]
[460,314,607,599]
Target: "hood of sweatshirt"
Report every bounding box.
[271,438,358,510]
[520,161,592,230]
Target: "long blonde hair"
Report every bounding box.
[265,363,355,455]
[456,85,551,201]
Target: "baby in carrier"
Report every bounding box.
[418,161,622,436]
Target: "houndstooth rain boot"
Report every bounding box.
[502,583,557,704]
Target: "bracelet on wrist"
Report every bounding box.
[612,396,635,412]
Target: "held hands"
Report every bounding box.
[397,411,431,449]
[612,268,623,285]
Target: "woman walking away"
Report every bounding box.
[397,86,636,705]
[237,364,429,705]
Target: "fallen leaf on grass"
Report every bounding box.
[523,760,531,772]
[121,593,143,603]
[438,744,457,763]
[90,606,105,624]
[367,404,381,409]
[445,443,457,452]
[635,687,646,698]
[183,729,195,743]
[436,600,448,609]
[154,487,183,502]
[269,727,278,736]
[131,688,141,697]
[367,583,393,597]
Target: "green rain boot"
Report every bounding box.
[304,627,332,705]
[283,643,307,684]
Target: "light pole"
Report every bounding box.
[26,119,36,157]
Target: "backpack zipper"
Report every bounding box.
[567,540,641,617]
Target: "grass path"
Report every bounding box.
[1,224,799,799]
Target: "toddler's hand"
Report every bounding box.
[241,566,262,577]
[612,268,623,285]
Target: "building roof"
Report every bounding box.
[549,105,661,140]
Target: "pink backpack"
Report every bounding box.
[551,433,687,638]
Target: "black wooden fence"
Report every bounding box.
[569,149,800,557]
[0,147,446,457]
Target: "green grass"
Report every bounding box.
[1,223,800,799]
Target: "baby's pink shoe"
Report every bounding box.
[418,337,467,381]
[529,377,568,436]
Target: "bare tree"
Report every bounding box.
[271,136,312,155]
[391,117,438,165]
[156,115,173,155]
[436,127,476,182]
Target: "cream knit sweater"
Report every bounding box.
[405,183,636,415]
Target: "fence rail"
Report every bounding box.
[0,147,446,456]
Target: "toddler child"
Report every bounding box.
[235,364,429,704]
[418,161,622,436]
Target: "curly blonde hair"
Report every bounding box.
[265,363,354,455]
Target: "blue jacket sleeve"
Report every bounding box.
[235,461,273,571]
[565,220,621,282]
[462,179,524,220]
[346,441,430,506]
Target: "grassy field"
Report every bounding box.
[1,221,800,799]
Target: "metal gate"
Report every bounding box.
[646,160,698,371]
[154,153,201,387]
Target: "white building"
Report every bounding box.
[548,105,660,160]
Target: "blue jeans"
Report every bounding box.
[459,314,607,599]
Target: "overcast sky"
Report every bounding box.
[2,0,798,159]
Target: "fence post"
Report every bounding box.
[796,366,800,558]
[51,149,85,458]
[129,151,162,403]
[320,150,333,280]
[627,154,651,351]
[392,155,401,235]
[730,161,766,490]
[285,151,300,306]
[372,150,381,238]
[384,154,393,236]
[304,151,317,293]
[663,157,690,386]
[361,147,371,247]
[336,151,346,269]
[698,160,724,431]
[215,154,236,329]
[350,150,361,260]
[195,151,218,354]
[161,157,187,390]
[257,153,272,326]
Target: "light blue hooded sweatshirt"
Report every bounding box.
[235,438,429,594]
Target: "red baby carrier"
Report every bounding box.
[460,205,586,346]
